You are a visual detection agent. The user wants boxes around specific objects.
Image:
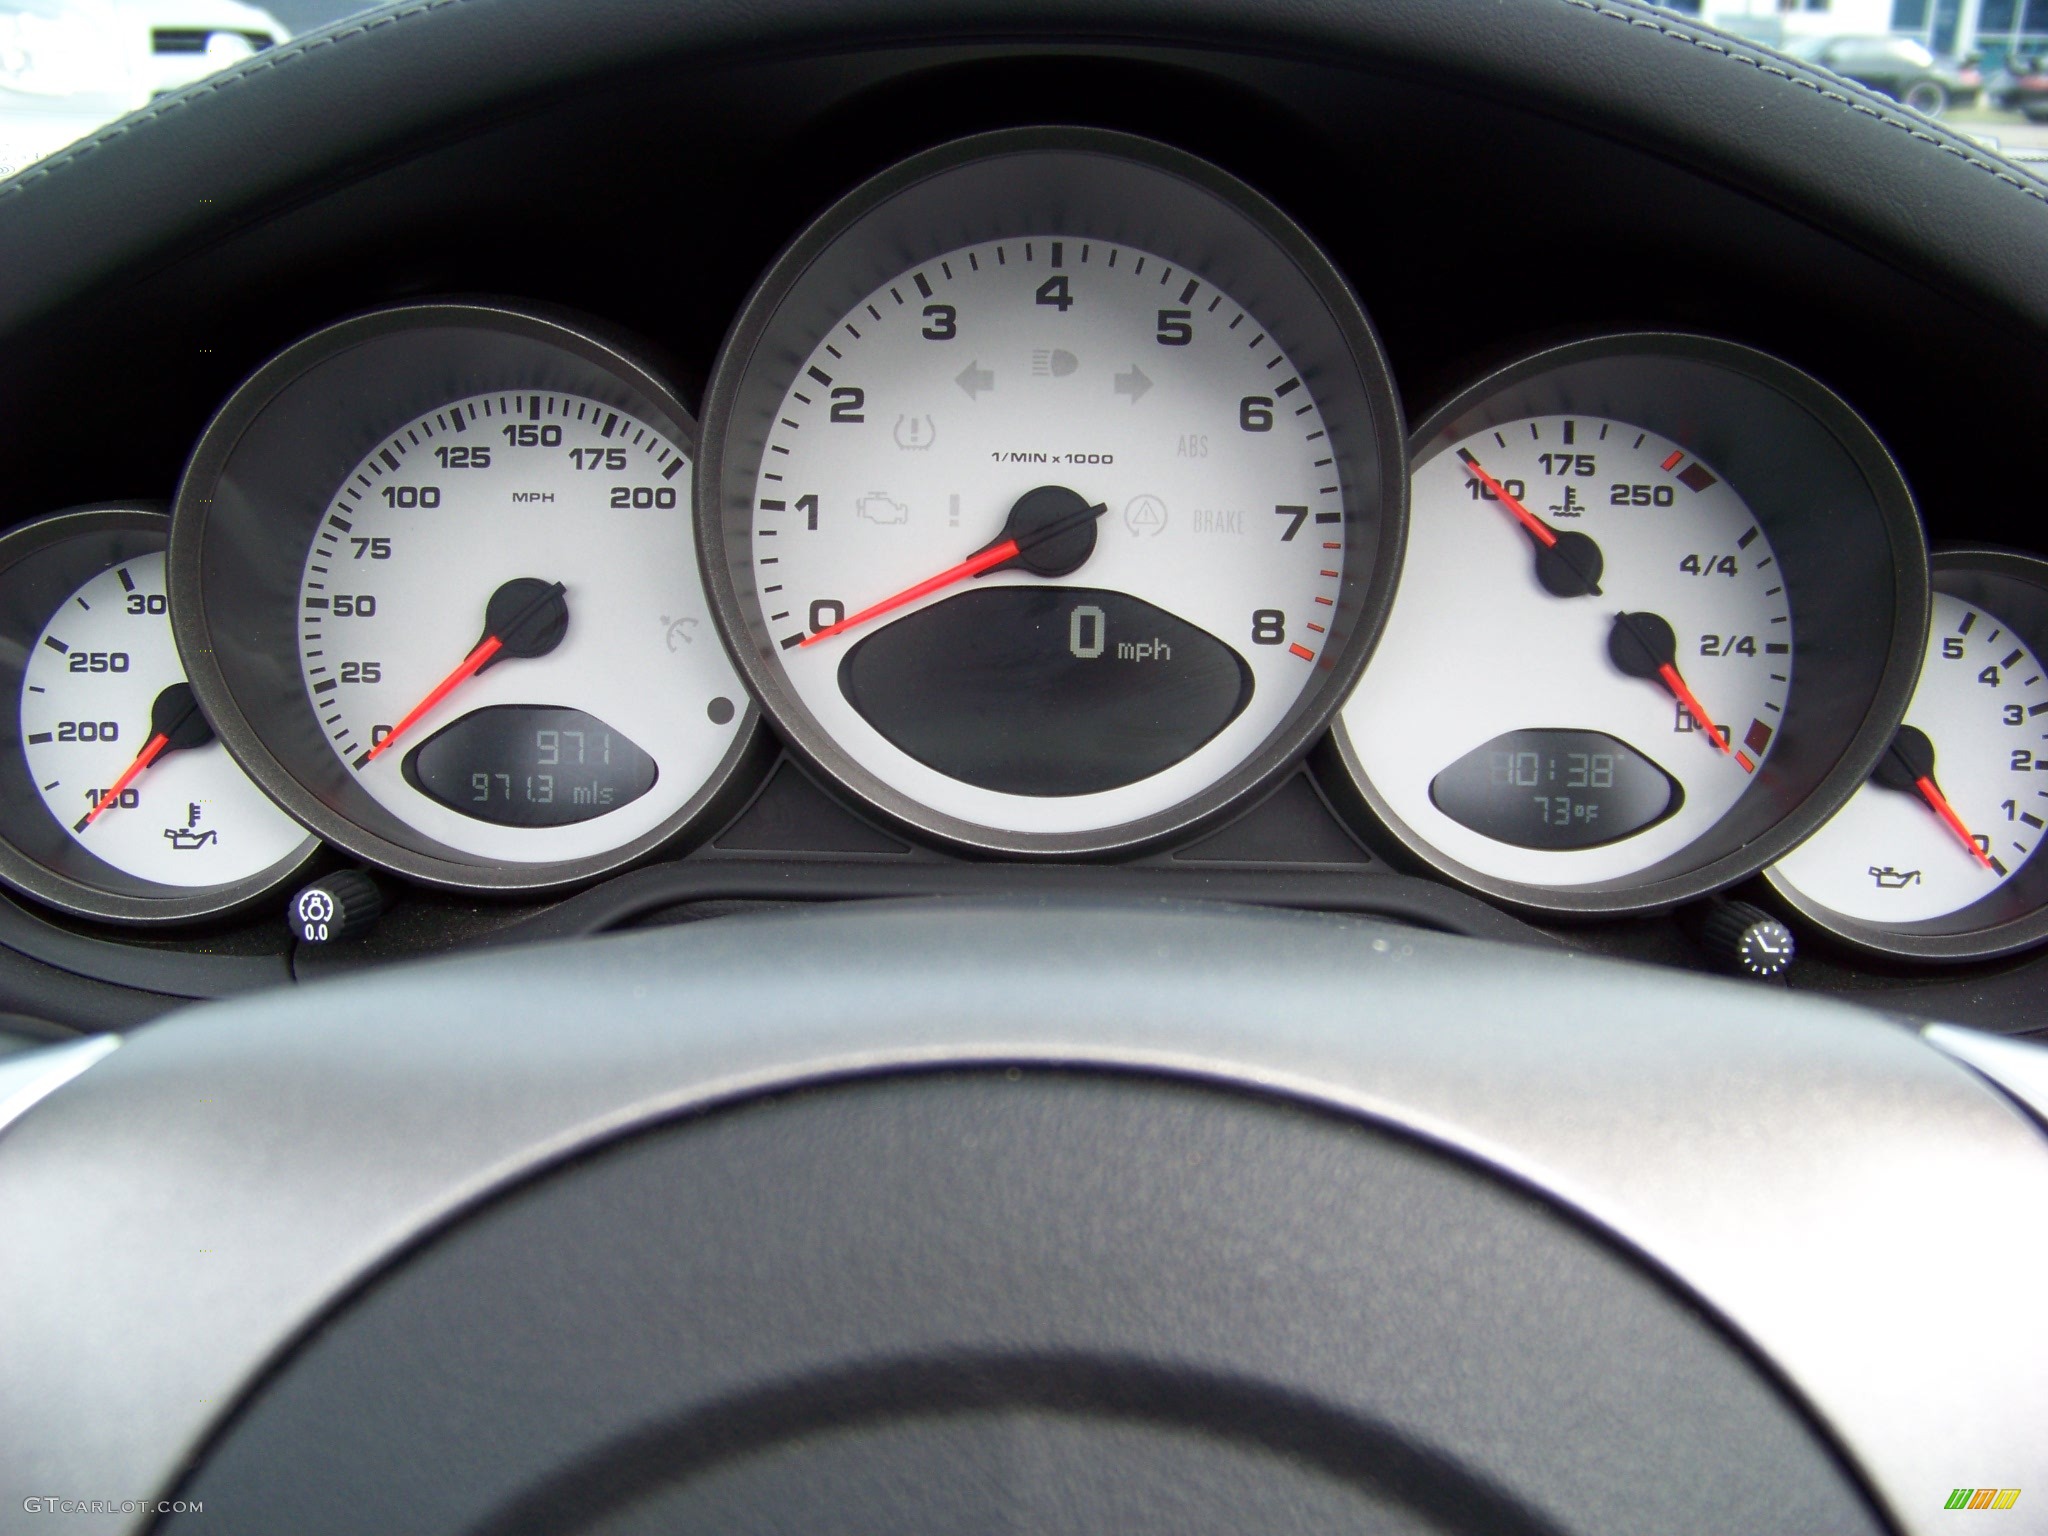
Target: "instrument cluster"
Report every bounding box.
[2,127,2042,972]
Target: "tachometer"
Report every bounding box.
[699,128,1406,854]
[1768,549,2048,959]
[1327,335,1928,914]
[171,304,760,892]
[0,507,314,922]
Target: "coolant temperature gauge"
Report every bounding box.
[1324,334,1928,917]
[1769,551,2048,960]
[0,509,316,923]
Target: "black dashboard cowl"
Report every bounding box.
[2,0,2046,343]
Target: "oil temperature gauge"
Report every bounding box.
[0,508,315,923]
[1768,550,2048,960]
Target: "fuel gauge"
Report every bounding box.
[1768,549,2048,960]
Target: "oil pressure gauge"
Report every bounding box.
[0,507,315,923]
[1768,550,2048,960]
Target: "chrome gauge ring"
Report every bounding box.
[0,507,316,923]
[698,128,1407,855]
[1327,334,1928,916]
[170,303,761,893]
[1768,547,2048,960]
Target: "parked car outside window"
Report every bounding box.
[1784,32,1982,114]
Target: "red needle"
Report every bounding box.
[1914,774,1995,870]
[1458,450,1558,549]
[363,634,502,763]
[1655,661,1732,757]
[800,539,1019,648]
[77,732,169,829]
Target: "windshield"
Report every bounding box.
[4,0,2047,184]
[0,0,369,178]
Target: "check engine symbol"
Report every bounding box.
[800,485,1107,649]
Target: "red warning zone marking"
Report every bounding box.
[1660,449,1685,472]
[1735,751,1757,774]
[1289,643,1315,661]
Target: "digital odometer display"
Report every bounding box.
[1430,729,1680,851]
[840,587,1250,796]
[403,706,657,827]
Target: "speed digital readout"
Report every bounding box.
[404,705,657,828]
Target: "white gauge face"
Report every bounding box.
[22,552,310,887]
[299,391,746,863]
[1344,416,1792,888]
[743,237,1346,836]
[1772,592,2045,923]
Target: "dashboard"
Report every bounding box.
[2,2,2047,1532]
[0,38,2046,1038]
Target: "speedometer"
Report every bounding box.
[171,304,761,892]
[699,129,1406,854]
[294,388,710,863]
[1326,335,1928,914]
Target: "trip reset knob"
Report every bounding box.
[289,871,384,945]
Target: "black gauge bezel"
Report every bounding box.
[1324,333,1929,917]
[0,506,319,924]
[169,302,764,894]
[696,127,1407,858]
[1766,547,2048,962]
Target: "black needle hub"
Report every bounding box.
[149,682,214,752]
[973,485,1108,579]
[1607,610,1678,680]
[479,578,569,667]
[1535,529,1605,599]
[1873,724,1938,795]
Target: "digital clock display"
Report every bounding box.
[1429,728,1681,851]
[403,705,657,827]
